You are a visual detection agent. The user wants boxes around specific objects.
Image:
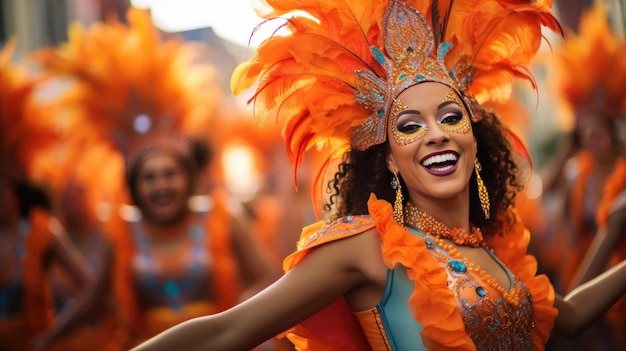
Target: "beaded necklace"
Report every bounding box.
[403,202,484,248]
[403,202,526,305]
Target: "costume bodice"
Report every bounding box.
[354,227,534,351]
[130,215,213,310]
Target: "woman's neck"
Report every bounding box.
[140,210,193,240]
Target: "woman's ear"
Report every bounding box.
[386,153,398,174]
[474,137,478,155]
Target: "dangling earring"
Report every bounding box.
[474,158,490,219]
[391,172,404,226]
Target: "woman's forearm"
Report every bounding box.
[132,316,218,351]
[554,259,626,337]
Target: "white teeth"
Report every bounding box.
[422,153,458,167]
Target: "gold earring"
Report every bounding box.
[391,172,404,226]
[474,158,490,219]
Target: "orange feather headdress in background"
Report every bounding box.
[34,7,223,159]
[31,7,225,206]
[0,39,58,182]
[231,0,562,201]
[550,3,626,130]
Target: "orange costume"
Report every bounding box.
[33,7,231,349]
[281,196,556,350]
[230,0,562,349]
[0,40,61,351]
[106,190,241,346]
[0,209,57,351]
[548,5,626,346]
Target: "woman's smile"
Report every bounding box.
[420,151,459,175]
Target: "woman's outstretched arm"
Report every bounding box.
[554,259,626,337]
[132,229,383,351]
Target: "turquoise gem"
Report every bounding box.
[449,260,467,273]
[476,286,487,297]
[343,216,353,223]
[439,42,453,57]
[425,237,434,250]
[372,47,386,64]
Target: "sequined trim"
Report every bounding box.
[297,215,376,250]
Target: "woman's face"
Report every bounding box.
[576,110,615,159]
[135,153,190,224]
[386,82,476,206]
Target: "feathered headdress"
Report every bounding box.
[231,0,562,195]
[551,2,626,129]
[31,7,225,207]
[34,7,222,158]
[0,39,58,181]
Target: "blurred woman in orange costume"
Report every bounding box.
[34,7,279,348]
[0,40,94,351]
[544,4,626,350]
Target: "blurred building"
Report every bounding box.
[0,0,249,96]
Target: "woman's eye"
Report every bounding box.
[397,121,424,133]
[440,112,463,125]
[142,174,156,183]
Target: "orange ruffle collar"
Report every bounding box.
[283,194,557,350]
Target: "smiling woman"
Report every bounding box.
[104,138,279,348]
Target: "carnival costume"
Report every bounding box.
[0,40,61,351]
[231,0,561,349]
[550,3,626,346]
[35,8,242,348]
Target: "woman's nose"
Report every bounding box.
[424,122,450,145]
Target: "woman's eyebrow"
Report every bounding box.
[396,100,460,118]
[438,101,459,109]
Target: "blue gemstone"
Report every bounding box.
[476,286,487,297]
[377,109,385,117]
[343,216,353,223]
[399,72,407,80]
[425,237,434,250]
[449,260,467,273]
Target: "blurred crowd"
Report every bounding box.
[0,2,625,351]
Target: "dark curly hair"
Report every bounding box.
[324,106,523,237]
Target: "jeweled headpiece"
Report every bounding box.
[352,0,475,149]
[232,0,561,188]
